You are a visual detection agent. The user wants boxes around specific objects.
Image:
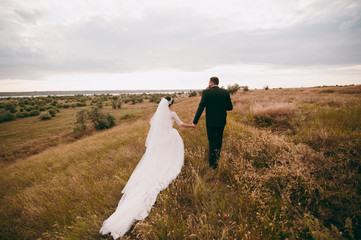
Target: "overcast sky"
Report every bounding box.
[1,0,360,91]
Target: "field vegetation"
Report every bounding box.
[0,86,360,239]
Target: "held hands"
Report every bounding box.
[181,123,197,129]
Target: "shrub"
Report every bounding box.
[149,95,162,103]
[56,103,64,108]
[0,112,15,123]
[243,85,249,92]
[39,112,52,120]
[74,108,88,131]
[264,85,269,90]
[227,83,241,95]
[87,107,116,130]
[116,100,122,109]
[137,96,144,103]
[111,100,117,109]
[76,102,86,107]
[189,91,197,97]
[111,99,122,109]
[29,109,40,116]
[106,114,115,127]
[129,95,143,104]
[96,101,103,109]
[16,112,30,118]
[48,109,56,117]
[4,102,17,113]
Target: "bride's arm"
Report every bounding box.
[172,112,196,128]
[180,123,196,128]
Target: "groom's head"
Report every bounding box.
[209,76,219,88]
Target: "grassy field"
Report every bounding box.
[0,101,157,165]
[0,86,360,239]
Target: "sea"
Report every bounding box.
[0,89,195,98]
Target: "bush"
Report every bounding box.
[243,85,249,92]
[16,112,30,118]
[106,114,115,127]
[149,95,162,103]
[56,103,64,108]
[29,109,40,116]
[48,109,56,117]
[25,107,33,112]
[227,83,241,95]
[4,102,17,113]
[76,102,86,107]
[87,107,116,130]
[96,101,103,109]
[111,100,117,109]
[39,112,52,120]
[110,99,122,109]
[74,108,88,131]
[0,112,15,123]
[116,100,122,109]
[189,91,197,97]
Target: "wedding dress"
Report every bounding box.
[99,98,184,239]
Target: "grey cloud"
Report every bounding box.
[1,7,361,80]
[14,8,45,24]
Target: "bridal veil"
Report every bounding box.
[99,98,184,239]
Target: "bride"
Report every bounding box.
[100,96,195,239]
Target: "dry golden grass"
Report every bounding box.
[250,102,297,117]
[0,86,360,239]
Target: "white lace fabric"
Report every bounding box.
[99,99,184,239]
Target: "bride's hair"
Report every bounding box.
[165,96,174,107]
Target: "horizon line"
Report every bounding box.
[0,84,358,96]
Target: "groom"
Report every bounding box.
[192,77,233,169]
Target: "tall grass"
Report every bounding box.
[0,119,149,239]
[0,86,360,239]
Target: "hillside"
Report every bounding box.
[0,86,360,239]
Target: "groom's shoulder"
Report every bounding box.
[201,88,211,95]
[211,86,229,95]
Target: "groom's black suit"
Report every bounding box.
[193,86,233,168]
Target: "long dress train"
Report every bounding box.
[99,99,184,239]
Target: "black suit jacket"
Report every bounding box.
[193,86,233,127]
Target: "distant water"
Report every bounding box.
[0,89,195,98]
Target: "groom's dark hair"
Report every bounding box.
[210,76,219,85]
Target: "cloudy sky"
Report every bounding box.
[1,0,360,91]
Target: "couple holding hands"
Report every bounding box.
[100,76,233,239]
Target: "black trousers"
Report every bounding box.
[206,126,225,169]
